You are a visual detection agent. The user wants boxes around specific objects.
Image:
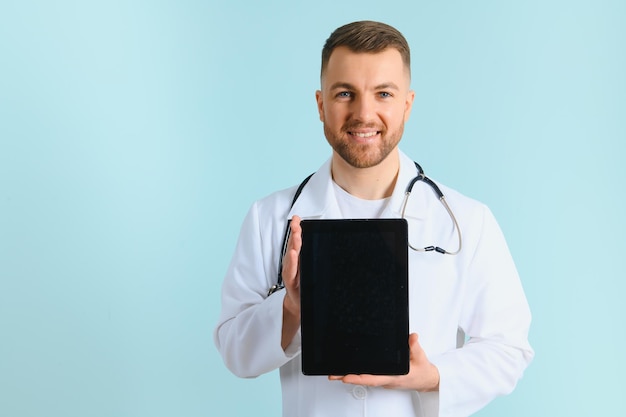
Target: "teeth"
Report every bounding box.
[353,131,378,138]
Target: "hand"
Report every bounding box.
[281,215,302,350]
[282,215,302,314]
[328,333,440,392]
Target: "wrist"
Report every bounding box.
[283,293,300,319]
[281,293,301,351]
[423,364,440,392]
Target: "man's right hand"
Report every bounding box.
[281,215,302,350]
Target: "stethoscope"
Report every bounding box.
[401,162,462,254]
[268,162,462,296]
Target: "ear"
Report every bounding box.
[403,89,415,122]
[315,90,324,122]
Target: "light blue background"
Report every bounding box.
[1,0,624,416]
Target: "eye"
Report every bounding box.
[379,91,392,98]
[337,91,352,98]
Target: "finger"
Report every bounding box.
[334,374,393,387]
[282,216,302,286]
[289,215,302,253]
[409,333,431,368]
[409,333,418,350]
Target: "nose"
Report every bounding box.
[351,95,375,122]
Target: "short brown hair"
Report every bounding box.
[321,21,411,78]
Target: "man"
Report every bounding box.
[214,21,533,417]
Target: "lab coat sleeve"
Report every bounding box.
[213,201,301,378]
[429,206,534,417]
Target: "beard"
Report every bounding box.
[324,121,405,169]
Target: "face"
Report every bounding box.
[316,46,415,169]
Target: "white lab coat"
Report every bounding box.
[214,151,533,417]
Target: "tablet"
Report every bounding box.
[299,218,409,376]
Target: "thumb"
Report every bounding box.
[409,333,423,361]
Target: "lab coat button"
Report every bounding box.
[352,385,367,400]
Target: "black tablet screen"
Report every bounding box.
[299,219,409,376]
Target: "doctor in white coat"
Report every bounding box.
[214,21,533,417]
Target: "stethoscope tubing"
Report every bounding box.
[269,162,462,296]
[402,162,462,255]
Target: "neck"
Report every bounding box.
[331,149,400,200]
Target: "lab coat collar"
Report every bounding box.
[288,150,430,221]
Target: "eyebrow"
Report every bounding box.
[329,82,401,91]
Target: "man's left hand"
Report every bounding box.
[328,333,440,392]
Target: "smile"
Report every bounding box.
[349,131,380,138]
